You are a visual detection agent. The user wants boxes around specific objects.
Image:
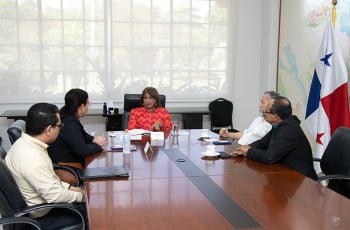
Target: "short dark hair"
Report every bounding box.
[141,87,162,108]
[264,91,280,99]
[60,88,89,118]
[270,96,292,120]
[26,103,59,136]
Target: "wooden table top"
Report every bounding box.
[84,129,350,229]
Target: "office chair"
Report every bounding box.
[0,159,86,230]
[0,145,7,159]
[7,119,26,144]
[122,93,166,130]
[0,137,6,160]
[314,127,350,199]
[208,98,238,134]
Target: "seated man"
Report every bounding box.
[220,91,279,145]
[5,103,86,229]
[232,96,317,180]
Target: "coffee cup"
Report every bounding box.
[205,145,216,155]
[201,129,210,138]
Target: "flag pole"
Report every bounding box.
[332,0,337,27]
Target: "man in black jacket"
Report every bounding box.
[233,96,317,180]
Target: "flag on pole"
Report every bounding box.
[305,20,350,160]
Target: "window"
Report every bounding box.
[0,0,235,103]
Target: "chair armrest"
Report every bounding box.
[317,174,350,183]
[0,216,41,229]
[58,162,83,170]
[53,164,81,186]
[15,202,86,230]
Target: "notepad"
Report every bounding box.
[78,166,129,180]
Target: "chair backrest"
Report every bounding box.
[7,120,26,145]
[321,127,350,198]
[0,159,28,219]
[122,93,166,130]
[208,98,233,131]
[0,145,7,159]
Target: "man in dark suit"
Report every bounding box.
[233,96,317,180]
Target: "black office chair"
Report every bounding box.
[208,98,238,134]
[0,158,86,230]
[0,145,7,159]
[122,93,166,130]
[7,119,26,144]
[0,137,7,160]
[314,127,350,199]
[0,136,7,164]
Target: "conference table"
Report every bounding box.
[84,129,350,229]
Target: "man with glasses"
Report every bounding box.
[219,91,279,145]
[233,96,317,180]
[5,103,86,229]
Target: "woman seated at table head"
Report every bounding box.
[128,86,173,132]
[48,88,107,167]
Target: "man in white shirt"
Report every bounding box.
[5,102,86,229]
[219,91,279,145]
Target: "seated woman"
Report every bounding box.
[48,88,106,167]
[128,87,173,132]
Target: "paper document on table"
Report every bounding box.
[200,138,217,142]
[128,129,151,140]
[131,135,142,140]
[128,129,151,135]
[197,138,231,145]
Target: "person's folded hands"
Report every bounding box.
[152,122,162,131]
[231,145,250,157]
[93,136,107,146]
[219,128,229,138]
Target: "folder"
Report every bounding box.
[78,166,129,180]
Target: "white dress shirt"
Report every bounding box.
[237,115,272,145]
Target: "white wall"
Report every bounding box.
[0,0,280,151]
[232,0,279,130]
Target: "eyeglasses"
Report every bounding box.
[52,123,64,129]
[263,109,275,115]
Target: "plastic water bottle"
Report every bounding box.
[123,130,131,153]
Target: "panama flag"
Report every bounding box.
[305,19,350,161]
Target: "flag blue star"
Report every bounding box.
[320,53,333,67]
